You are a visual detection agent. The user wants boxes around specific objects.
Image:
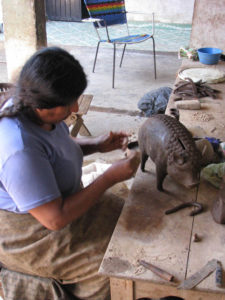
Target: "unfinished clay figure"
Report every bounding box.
[138,114,201,191]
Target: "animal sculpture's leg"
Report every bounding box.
[156,165,167,191]
[141,152,148,172]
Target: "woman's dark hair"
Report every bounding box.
[0,47,87,121]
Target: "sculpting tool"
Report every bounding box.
[178,259,218,289]
[138,260,174,282]
[215,261,223,287]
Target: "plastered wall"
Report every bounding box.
[0,0,2,23]
[2,0,46,81]
[125,0,195,24]
[190,0,225,50]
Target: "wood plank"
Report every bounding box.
[63,94,93,123]
[70,117,83,137]
[134,280,225,299]
[99,159,196,284]
[110,278,133,300]
[78,94,93,115]
[64,94,93,136]
[79,122,92,136]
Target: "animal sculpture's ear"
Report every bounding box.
[173,152,188,165]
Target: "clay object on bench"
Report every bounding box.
[211,177,225,224]
[138,114,202,191]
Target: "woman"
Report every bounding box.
[0,47,140,299]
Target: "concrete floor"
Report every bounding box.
[0,41,181,164]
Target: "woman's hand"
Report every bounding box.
[97,131,130,153]
[73,131,130,155]
[104,150,140,185]
[29,150,140,231]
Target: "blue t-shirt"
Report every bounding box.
[0,114,83,213]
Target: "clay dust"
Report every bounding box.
[192,112,214,122]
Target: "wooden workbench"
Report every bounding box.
[99,60,225,299]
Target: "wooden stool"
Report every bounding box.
[0,85,93,138]
[65,94,93,137]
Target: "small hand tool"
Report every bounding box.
[215,261,223,287]
[138,260,174,282]
[175,99,201,110]
[137,297,184,300]
[178,259,218,289]
[165,201,203,216]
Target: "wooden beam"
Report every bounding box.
[110,278,133,300]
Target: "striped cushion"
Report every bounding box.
[84,0,127,27]
[86,1,125,15]
[100,34,152,44]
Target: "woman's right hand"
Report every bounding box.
[105,150,140,185]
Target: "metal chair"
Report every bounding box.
[83,0,156,88]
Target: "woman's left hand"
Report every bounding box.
[97,131,129,153]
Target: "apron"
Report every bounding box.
[0,192,123,300]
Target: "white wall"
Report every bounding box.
[0,0,2,23]
[190,0,225,50]
[126,0,195,24]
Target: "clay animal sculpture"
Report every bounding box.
[211,176,225,224]
[138,114,201,191]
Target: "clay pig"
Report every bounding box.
[138,114,201,191]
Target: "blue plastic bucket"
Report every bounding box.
[197,47,223,65]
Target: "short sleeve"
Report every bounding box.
[1,149,61,212]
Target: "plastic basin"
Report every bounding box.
[197,47,223,65]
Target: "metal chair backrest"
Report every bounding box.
[84,0,127,28]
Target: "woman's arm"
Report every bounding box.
[29,150,140,231]
[73,131,129,155]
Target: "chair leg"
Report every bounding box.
[93,41,101,73]
[152,36,157,79]
[112,43,116,88]
[120,44,126,68]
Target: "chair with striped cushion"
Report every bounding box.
[83,0,156,88]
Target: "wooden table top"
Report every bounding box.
[167,59,225,141]
[99,59,225,294]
